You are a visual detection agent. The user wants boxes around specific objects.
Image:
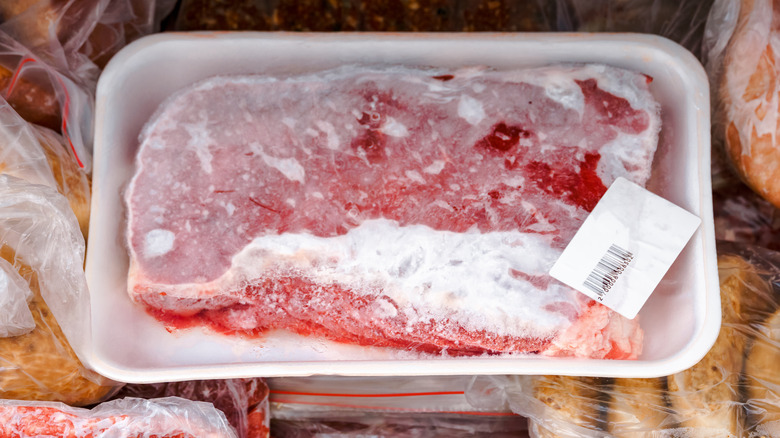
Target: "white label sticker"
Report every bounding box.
[549,177,701,319]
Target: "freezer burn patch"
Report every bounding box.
[550,177,701,319]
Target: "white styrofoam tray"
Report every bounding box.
[87,32,718,383]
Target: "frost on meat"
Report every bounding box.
[126,65,659,358]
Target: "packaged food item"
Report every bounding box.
[0,175,115,405]
[714,183,780,251]
[116,378,270,438]
[0,96,91,238]
[0,397,238,437]
[173,0,551,32]
[269,376,527,438]
[466,242,780,437]
[0,30,94,171]
[126,64,659,358]
[706,0,780,208]
[0,0,176,69]
[0,257,35,337]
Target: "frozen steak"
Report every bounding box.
[126,65,660,358]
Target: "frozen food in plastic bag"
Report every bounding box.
[705,0,780,208]
[116,378,270,438]
[269,376,526,438]
[0,396,238,437]
[714,182,780,251]
[465,242,780,437]
[0,95,91,237]
[0,30,94,171]
[0,174,115,405]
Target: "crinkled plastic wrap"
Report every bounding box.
[465,242,780,437]
[705,0,780,208]
[714,182,780,251]
[269,376,527,438]
[0,396,238,437]
[0,30,94,171]
[0,95,91,237]
[0,175,115,405]
[116,378,270,438]
[172,0,712,58]
[271,412,528,438]
[0,0,176,69]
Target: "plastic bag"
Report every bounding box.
[0,95,91,237]
[0,174,116,405]
[0,0,177,69]
[465,242,780,437]
[268,376,528,437]
[705,0,780,209]
[714,182,780,252]
[0,396,238,437]
[0,29,95,171]
[0,256,35,337]
[116,378,270,438]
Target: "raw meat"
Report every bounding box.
[0,397,237,438]
[126,65,659,358]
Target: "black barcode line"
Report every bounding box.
[583,244,634,297]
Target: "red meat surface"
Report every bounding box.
[126,65,659,358]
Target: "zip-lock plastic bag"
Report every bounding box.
[0,396,238,437]
[116,378,270,438]
[465,242,780,437]
[268,376,528,437]
[0,175,115,405]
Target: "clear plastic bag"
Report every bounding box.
[116,378,270,438]
[0,396,238,437]
[0,175,116,405]
[268,376,528,437]
[0,0,177,69]
[705,0,780,209]
[465,241,780,437]
[0,95,91,237]
[0,29,95,171]
[0,256,35,337]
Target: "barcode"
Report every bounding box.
[583,244,634,297]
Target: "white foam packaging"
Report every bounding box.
[87,32,718,382]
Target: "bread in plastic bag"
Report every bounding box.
[465,242,780,437]
[705,0,780,208]
[116,378,270,438]
[0,396,238,437]
[0,95,91,238]
[0,174,115,405]
[0,256,35,337]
